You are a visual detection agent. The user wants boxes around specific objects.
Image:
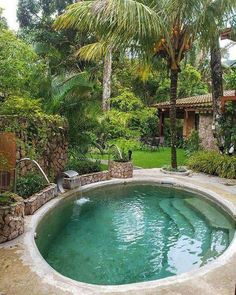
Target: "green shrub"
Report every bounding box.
[184,130,201,157]
[0,192,21,206]
[66,158,102,175]
[111,90,143,112]
[16,172,47,199]
[188,151,236,179]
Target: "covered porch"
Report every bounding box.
[153,90,236,150]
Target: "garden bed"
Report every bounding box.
[63,171,111,190]
[24,184,58,215]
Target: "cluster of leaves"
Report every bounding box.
[46,71,99,150]
[188,151,236,179]
[101,90,158,143]
[65,156,102,175]
[0,29,47,99]
[17,0,81,75]
[224,68,236,89]
[183,130,202,157]
[0,192,21,206]
[112,60,208,105]
[219,102,236,152]
[16,172,47,199]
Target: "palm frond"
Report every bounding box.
[54,0,162,47]
[76,41,108,61]
[48,72,94,114]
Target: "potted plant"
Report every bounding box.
[0,192,24,243]
[109,146,133,179]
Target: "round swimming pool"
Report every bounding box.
[36,183,235,286]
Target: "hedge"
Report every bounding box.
[188,151,236,179]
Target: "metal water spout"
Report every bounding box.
[14,158,50,193]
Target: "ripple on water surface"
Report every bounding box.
[36,184,235,285]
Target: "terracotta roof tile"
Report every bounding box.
[153,90,236,109]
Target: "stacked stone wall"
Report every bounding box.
[0,116,68,177]
[24,184,58,215]
[63,171,111,190]
[0,198,24,243]
[109,161,133,179]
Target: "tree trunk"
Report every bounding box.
[210,36,224,149]
[102,47,112,112]
[170,69,178,169]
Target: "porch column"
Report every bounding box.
[159,110,164,137]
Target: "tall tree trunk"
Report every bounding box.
[102,47,112,112]
[170,69,178,169]
[210,36,224,149]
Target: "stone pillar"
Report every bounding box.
[199,113,218,150]
[109,161,133,179]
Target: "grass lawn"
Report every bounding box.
[91,148,187,169]
[132,148,187,168]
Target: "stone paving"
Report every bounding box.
[0,169,236,295]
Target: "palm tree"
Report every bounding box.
[200,1,235,150]
[54,0,234,168]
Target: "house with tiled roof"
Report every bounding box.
[153,90,236,150]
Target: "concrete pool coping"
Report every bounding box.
[1,169,236,295]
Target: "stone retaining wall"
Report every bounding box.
[109,161,133,179]
[0,198,24,243]
[63,171,111,190]
[0,116,68,177]
[24,184,58,215]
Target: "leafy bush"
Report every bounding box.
[16,172,47,199]
[225,68,236,89]
[108,138,139,162]
[0,29,47,98]
[219,102,236,153]
[0,192,20,206]
[111,90,143,112]
[188,151,236,179]
[112,149,131,162]
[184,130,201,157]
[66,158,102,175]
[109,138,141,152]
[100,90,158,143]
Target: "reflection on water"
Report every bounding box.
[36,184,235,285]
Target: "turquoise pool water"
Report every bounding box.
[36,184,235,285]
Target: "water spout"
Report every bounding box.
[14,158,50,193]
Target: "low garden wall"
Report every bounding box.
[24,184,58,215]
[109,161,133,179]
[0,197,24,243]
[63,171,111,190]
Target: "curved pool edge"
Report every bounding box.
[2,170,236,295]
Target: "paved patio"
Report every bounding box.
[0,169,236,295]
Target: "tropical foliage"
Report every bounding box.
[54,0,235,168]
[188,151,236,179]
[0,29,47,99]
[0,0,235,179]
